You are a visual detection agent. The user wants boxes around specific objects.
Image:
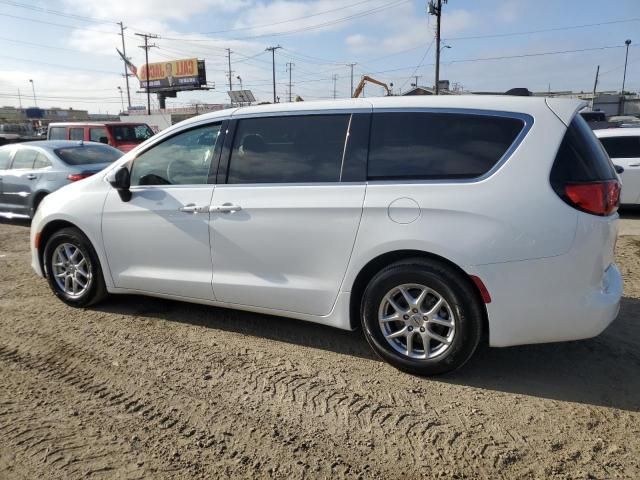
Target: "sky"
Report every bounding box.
[0,0,639,114]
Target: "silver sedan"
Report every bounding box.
[0,140,122,219]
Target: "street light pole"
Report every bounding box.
[28,79,37,107]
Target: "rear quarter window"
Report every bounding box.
[367,112,525,180]
[551,115,617,185]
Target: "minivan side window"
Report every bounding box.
[130,123,221,186]
[70,128,84,141]
[11,149,37,169]
[49,127,66,140]
[599,136,640,158]
[227,114,350,184]
[368,112,525,180]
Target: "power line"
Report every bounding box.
[194,0,378,35]
[0,0,117,25]
[161,0,411,42]
[0,54,121,74]
[446,17,640,42]
[0,12,120,36]
[399,37,436,91]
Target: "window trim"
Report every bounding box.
[365,108,534,185]
[128,120,226,189]
[219,112,355,186]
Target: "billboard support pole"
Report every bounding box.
[136,32,158,115]
[118,22,132,109]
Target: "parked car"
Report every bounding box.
[30,96,622,375]
[47,122,154,152]
[0,140,122,218]
[607,115,640,128]
[580,110,606,123]
[595,127,640,205]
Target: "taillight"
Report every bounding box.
[67,172,93,182]
[564,180,620,216]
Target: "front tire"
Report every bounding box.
[43,227,107,307]
[361,259,483,376]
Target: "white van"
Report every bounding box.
[30,96,622,375]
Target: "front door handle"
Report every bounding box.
[179,203,209,214]
[629,163,640,167]
[26,174,37,180]
[210,203,242,213]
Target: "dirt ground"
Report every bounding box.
[0,219,638,480]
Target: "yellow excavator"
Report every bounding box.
[352,75,393,98]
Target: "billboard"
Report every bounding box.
[138,58,205,91]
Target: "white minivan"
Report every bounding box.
[30,96,623,375]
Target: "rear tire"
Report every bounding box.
[43,227,107,307]
[361,259,483,376]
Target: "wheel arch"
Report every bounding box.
[37,219,84,276]
[348,249,489,338]
[30,190,50,212]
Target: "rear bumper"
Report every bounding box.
[475,260,622,347]
[472,213,622,348]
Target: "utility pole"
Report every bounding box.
[265,45,282,103]
[118,21,132,109]
[332,74,338,99]
[591,65,600,109]
[428,0,446,94]
[17,88,22,109]
[226,48,234,93]
[117,86,125,113]
[286,62,294,102]
[135,33,158,115]
[347,63,356,97]
[622,39,632,94]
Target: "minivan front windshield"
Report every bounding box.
[54,145,123,165]
[110,125,154,143]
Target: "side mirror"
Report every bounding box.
[99,136,109,144]
[614,165,624,175]
[106,166,131,201]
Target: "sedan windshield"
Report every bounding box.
[110,125,154,142]
[54,145,123,165]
